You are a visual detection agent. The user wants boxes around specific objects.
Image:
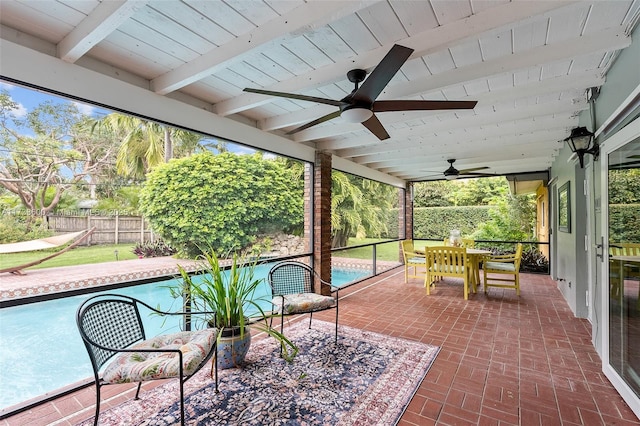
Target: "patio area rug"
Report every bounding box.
[78,320,440,426]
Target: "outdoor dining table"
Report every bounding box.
[466,248,493,290]
[417,246,492,291]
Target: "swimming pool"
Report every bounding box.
[0,265,368,410]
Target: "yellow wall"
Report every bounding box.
[536,186,549,259]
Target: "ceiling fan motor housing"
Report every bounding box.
[347,69,367,84]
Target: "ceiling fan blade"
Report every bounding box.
[244,88,342,107]
[361,114,390,140]
[286,110,341,135]
[373,100,478,112]
[352,44,413,104]
[458,166,489,174]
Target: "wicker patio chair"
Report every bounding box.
[268,261,339,342]
[76,294,219,426]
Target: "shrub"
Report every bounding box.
[481,245,549,274]
[0,214,51,244]
[132,240,177,258]
[139,152,303,257]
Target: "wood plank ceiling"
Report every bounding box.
[1,0,638,182]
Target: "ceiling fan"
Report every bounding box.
[243,44,477,140]
[425,159,494,180]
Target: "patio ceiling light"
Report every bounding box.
[341,105,373,123]
[564,126,598,168]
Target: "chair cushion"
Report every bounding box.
[485,261,516,272]
[102,329,217,384]
[273,293,336,314]
[407,256,425,265]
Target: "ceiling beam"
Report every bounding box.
[297,25,629,144]
[58,0,148,63]
[352,125,571,165]
[388,27,628,101]
[376,140,562,173]
[151,1,372,95]
[213,0,575,116]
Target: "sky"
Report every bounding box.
[0,80,260,156]
[1,81,105,119]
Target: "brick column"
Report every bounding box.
[404,182,414,239]
[313,151,332,295]
[303,163,312,253]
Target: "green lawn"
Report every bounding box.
[333,238,400,261]
[0,244,139,270]
[0,237,430,270]
[333,238,444,261]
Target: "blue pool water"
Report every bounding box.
[0,265,368,410]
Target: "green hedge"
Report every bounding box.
[414,206,492,239]
[383,206,493,239]
[609,204,640,243]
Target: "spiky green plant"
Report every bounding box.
[174,249,298,361]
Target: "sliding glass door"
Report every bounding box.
[602,118,640,416]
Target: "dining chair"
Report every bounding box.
[483,243,523,295]
[401,239,427,283]
[423,246,473,299]
[76,294,219,426]
[609,242,640,306]
[268,261,339,342]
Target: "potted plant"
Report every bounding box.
[174,249,297,369]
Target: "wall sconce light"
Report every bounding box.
[564,126,598,168]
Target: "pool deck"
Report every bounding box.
[0,256,395,302]
[0,257,202,301]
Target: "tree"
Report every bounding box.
[413,180,453,207]
[92,113,213,179]
[0,92,116,222]
[139,152,303,256]
[608,168,640,204]
[331,171,397,248]
[414,177,508,207]
[471,193,536,246]
[449,177,508,206]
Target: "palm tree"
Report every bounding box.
[331,171,396,248]
[92,113,206,179]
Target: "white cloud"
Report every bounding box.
[0,83,27,117]
[10,102,27,118]
[73,101,97,116]
[230,145,257,155]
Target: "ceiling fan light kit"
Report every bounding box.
[444,171,459,180]
[341,106,373,123]
[244,44,477,141]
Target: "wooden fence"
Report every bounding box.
[46,215,154,245]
